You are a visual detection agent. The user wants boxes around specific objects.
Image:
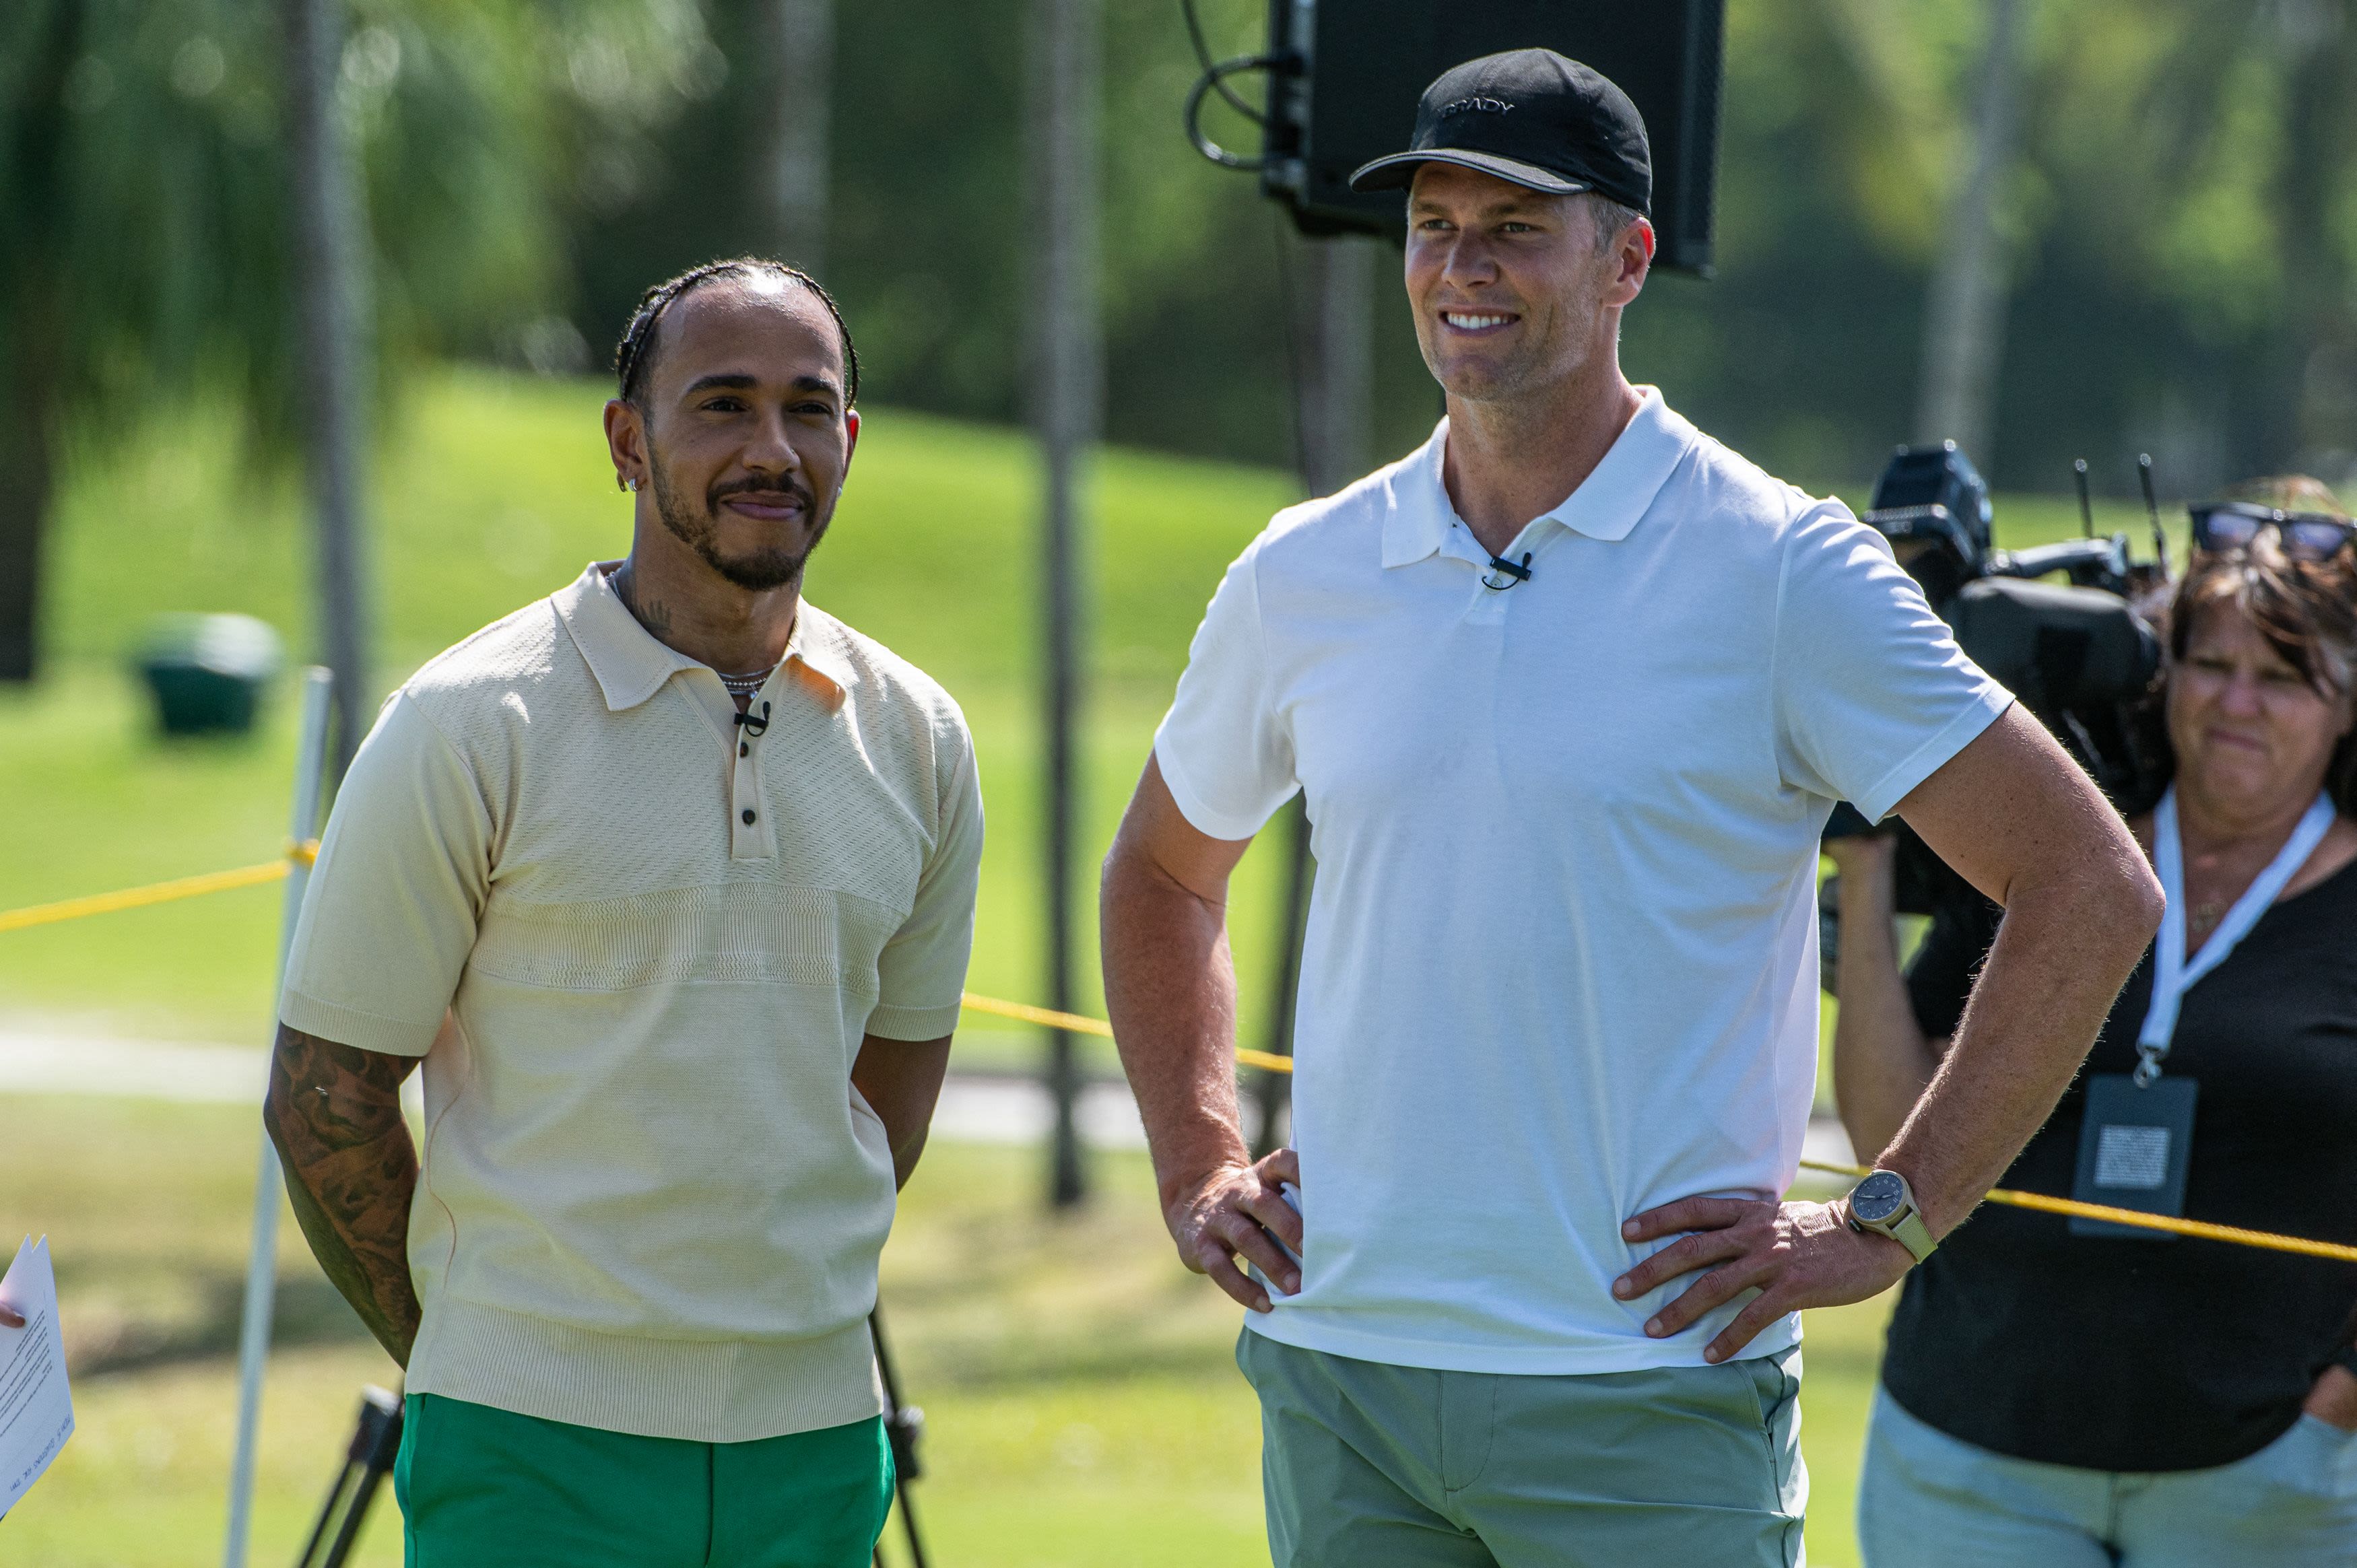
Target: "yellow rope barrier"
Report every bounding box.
[0,842,317,935]
[954,992,1298,1076]
[10,854,2357,1263]
[1798,1159,2357,1264]
[957,992,1112,1038]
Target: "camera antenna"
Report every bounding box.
[2073,458,2094,539]
[2139,452,2168,580]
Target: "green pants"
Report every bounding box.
[395,1393,892,1568]
[1238,1329,1806,1567]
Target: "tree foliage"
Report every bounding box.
[9,0,2357,679]
[0,0,715,677]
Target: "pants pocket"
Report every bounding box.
[2258,1414,2357,1503]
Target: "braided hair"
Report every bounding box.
[612,257,860,411]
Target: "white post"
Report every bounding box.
[222,667,334,1568]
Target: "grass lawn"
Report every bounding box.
[0,1095,1890,1566]
[0,370,2166,1560]
[5,367,2173,1048]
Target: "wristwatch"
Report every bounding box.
[1844,1169,1938,1264]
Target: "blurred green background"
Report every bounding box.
[0,372,2162,1565]
[3,0,2349,1561]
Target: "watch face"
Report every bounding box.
[1852,1171,1906,1225]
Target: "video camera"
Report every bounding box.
[1821,443,2170,968]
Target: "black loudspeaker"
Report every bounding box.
[1260,0,1726,274]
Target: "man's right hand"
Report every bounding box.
[0,1300,21,1330]
[1166,1148,1304,1313]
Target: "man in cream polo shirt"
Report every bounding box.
[263,259,981,1565]
[1102,52,2162,1565]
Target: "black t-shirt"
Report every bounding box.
[1878,860,2357,1472]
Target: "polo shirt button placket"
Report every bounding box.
[730,692,775,862]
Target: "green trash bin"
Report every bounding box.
[137,614,284,737]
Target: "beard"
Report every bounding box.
[648,454,832,592]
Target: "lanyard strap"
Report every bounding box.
[2136,786,2336,1083]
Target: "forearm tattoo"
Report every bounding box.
[264,1024,424,1366]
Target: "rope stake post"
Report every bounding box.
[223,668,336,1568]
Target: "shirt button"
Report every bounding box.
[739,743,749,757]
[741,809,756,825]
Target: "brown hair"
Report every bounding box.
[2164,473,2357,809]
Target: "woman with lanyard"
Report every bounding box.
[1827,476,2357,1565]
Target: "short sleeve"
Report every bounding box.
[1904,893,2002,1041]
[1773,506,2014,821]
[279,693,492,1056]
[867,722,984,1040]
[1152,541,1298,841]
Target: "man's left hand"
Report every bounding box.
[1613,1196,1913,1363]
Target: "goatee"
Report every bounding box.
[650,458,830,592]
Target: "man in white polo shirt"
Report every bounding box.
[1102,50,2161,1565]
[263,259,981,1565]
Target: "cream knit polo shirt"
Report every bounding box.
[279,562,983,1443]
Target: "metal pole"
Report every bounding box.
[1253,235,1372,1155]
[767,0,834,273]
[288,0,374,781]
[222,668,335,1568]
[1913,0,2025,461]
[1030,0,1100,1209]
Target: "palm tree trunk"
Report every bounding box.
[0,381,55,683]
[2269,1,2357,469]
[288,0,374,780]
[767,0,834,274]
[0,2,79,683]
[1914,0,2027,465]
[1030,0,1100,1211]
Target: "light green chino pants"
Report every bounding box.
[1239,1329,1806,1567]
[395,1392,892,1568]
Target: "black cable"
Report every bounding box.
[1185,54,1287,170]
[1181,0,1264,123]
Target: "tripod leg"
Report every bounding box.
[296,1462,361,1568]
[896,1476,929,1568]
[321,1451,409,1568]
[319,1390,405,1568]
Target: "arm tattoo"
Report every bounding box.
[263,1024,424,1367]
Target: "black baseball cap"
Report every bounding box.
[1348,48,1651,217]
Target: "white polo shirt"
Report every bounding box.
[1156,390,2010,1373]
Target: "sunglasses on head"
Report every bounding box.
[2188,501,2357,562]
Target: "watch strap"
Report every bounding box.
[1888,1206,1938,1264]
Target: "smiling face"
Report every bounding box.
[1403,162,1651,408]
[2168,602,2356,821]
[605,275,858,593]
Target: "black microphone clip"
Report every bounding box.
[733,701,772,739]
[1482,551,1534,591]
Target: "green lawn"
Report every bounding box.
[9,369,1318,1062]
[0,1097,1889,1566]
[0,369,2171,1561]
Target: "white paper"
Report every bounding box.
[0,1237,74,1518]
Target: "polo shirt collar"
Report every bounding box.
[553,563,849,712]
[1381,386,1696,568]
